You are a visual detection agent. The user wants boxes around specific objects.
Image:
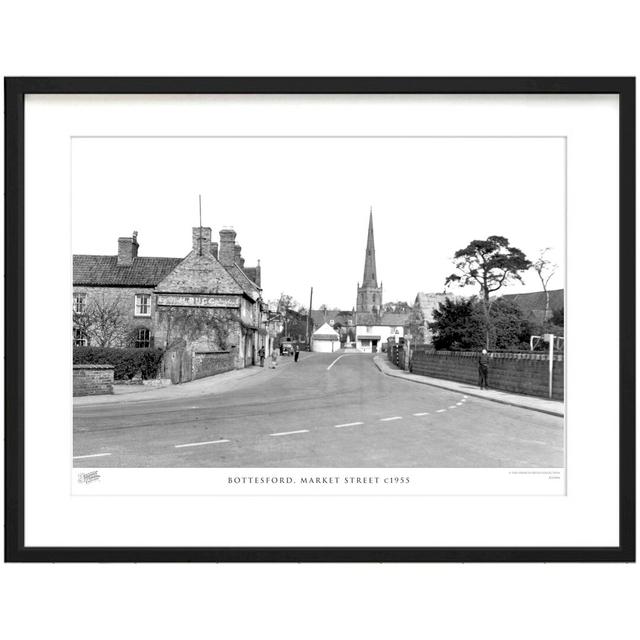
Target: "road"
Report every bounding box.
[73,352,564,468]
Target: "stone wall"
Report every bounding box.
[409,349,564,401]
[192,351,235,380]
[73,364,114,396]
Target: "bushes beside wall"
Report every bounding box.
[73,347,164,380]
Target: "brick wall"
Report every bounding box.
[192,351,235,380]
[73,364,114,396]
[409,349,564,400]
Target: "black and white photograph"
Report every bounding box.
[7,78,632,563]
[71,135,565,474]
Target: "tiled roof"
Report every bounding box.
[356,311,410,326]
[73,255,183,287]
[226,263,260,301]
[501,289,564,312]
[243,266,259,286]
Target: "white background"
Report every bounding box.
[71,134,566,308]
[1,2,638,639]
[28,94,612,545]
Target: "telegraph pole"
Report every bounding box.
[198,194,203,256]
[306,286,313,349]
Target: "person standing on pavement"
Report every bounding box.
[258,346,265,367]
[270,348,279,369]
[478,348,489,390]
[294,344,300,362]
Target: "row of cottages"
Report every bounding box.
[73,226,264,383]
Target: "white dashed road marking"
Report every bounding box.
[448,405,457,409]
[73,452,112,459]
[413,412,429,416]
[174,439,230,448]
[270,429,309,437]
[334,422,364,428]
[456,402,463,406]
[436,409,446,413]
[380,416,402,422]
[327,354,347,371]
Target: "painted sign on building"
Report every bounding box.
[156,294,240,308]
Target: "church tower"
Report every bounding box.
[356,209,383,314]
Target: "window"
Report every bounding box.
[135,328,151,348]
[73,328,87,347]
[73,293,86,314]
[135,293,151,316]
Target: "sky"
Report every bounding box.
[72,136,565,309]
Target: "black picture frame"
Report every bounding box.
[4,77,635,563]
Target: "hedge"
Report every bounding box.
[73,347,164,380]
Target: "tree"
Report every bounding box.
[429,296,532,351]
[428,297,479,350]
[533,248,559,322]
[381,301,412,313]
[74,293,131,347]
[445,236,531,347]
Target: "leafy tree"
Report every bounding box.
[429,296,532,351]
[533,248,559,322]
[484,298,533,350]
[551,307,564,327]
[445,236,531,347]
[429,297,479,350]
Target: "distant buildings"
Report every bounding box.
[353,211,408,352]
[409,292,451,345]
[501,289,564,325]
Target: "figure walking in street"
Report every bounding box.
[478,348,489,390]
[258,346,265,367]
[270,348,279,369]
[294,343,300,362]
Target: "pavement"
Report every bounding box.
[73,352,313,406]
[74,350,564,468]
[373,356,564,417]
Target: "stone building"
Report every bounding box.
[356,209,383,314]
[409,292,451,345]
[73,226,264,382]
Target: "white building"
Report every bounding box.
[311,322,341,353]
[355,313,407,353]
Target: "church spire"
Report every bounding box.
[362,207,377,286]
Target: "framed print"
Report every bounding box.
[4,77,635,562]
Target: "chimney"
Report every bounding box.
[211,241,219,260]
[117,231,139,266]
[234,244,244,267]
[254,259,261,287]
[192,226,212,255]
[218,228,236,266]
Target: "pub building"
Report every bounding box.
[73,226,265,383]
